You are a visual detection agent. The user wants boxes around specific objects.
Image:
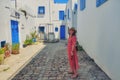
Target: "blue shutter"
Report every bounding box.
[80,0,86,11]
[74,3,78,11]
[38,6,45,14]
[96,0,107,7]
[59,11,64,20]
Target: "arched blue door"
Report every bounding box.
[60,25,66,39]
[11,20,19,44]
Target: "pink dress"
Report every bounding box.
[67,36,79,71]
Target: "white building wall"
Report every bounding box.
[18,0,68,39]
[51,1,67,39]
[0,0,11,47]
[66,0,72,28]
[0,0,68,47]
[11,0,36,48]
[0,0,36,48]
[77,0,120,80]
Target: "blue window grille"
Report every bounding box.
[80,0,86,11]
[55,27,58,32]
[96,0,107,7]
[59,11,64,20]
[54,0,68,4]
[38,6,45,14]
[68,9,70,19]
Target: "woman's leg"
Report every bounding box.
[67,51,74,73]
[71,56,78,78]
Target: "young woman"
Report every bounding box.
[67,28,79,78]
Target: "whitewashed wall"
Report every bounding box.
[18,0,67,39]
[77,0,120,80]
[0,0,11,47]
[51,0,67,39]
[0,0,36,48]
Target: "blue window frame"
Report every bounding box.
[80,0,86,11]
[96,0,107,7]
[55,27,58,32]
[59,11,64,20]
[68,9,70,19]
[54,0,68,4]
[38,6,45,14]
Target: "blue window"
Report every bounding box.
[96,0,107,7]
[80,0,86,11]
[38,6,45,14]
[55,27,58,32]
[59,11,64,20]
[68,9,70,19]
[54,0,68,4]
[74,3,78,11]
[1,41,6,48]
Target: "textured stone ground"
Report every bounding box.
[12,41,111,80]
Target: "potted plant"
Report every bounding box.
[23,40,28,48]
[12,44,20,54]
[30,31,38,42]
[4,43,11,58]
[0,48,5,64]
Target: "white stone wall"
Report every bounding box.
[77,0,120,80]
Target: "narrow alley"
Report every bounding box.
[12,41,111,80]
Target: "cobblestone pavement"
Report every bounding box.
[12,41,111,80]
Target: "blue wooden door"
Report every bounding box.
[11,20,19,44]
[60,25,66,39]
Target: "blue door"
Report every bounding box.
[60,25,66,39]
[11,20,19,44]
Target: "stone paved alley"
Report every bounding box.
[12,41,111,80]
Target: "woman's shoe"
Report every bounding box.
[71,74,78,78]
[68,71,74,74]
